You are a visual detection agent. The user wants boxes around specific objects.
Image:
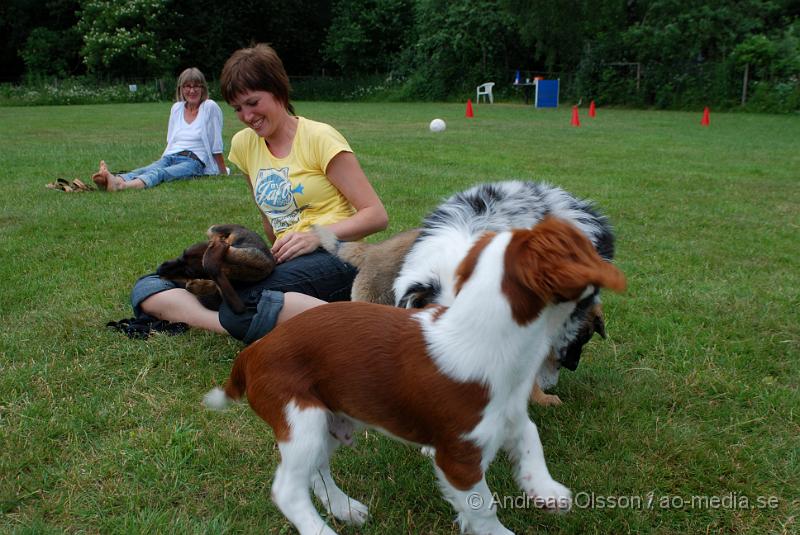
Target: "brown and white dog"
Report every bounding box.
[204,217,626,535]
[393,181,617,404]
[318,181,616,405]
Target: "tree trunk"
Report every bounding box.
[636,63,641,92]
[741,63,749,106]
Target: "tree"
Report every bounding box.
[164,0,333,79]
[401,0,518,99]
[502,0,589,72]
[21,27,82,77]
[0,0,83,81]
[585,0,791,107]
[323,0,415,74]
[77,0,183,78]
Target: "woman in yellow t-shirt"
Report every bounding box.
[131,44,388,343]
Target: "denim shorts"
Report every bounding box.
[122,153,204,188]
[131,249,357,343]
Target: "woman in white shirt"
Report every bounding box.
[91,68,226,191]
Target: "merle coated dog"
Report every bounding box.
[392,181,616,395]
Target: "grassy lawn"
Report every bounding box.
[1,101,798,534]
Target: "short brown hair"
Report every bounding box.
[175,67,208,102]
[220,44,294,114]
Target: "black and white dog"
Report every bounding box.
[392,180,616,392]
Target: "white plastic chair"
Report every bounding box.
[476,82,495,104]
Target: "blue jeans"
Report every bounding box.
[121,153,204,188]
[131,249,357,343]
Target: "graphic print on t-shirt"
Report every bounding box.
[254,167,306,234]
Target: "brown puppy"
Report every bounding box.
[316,224,610,407]
[157,224,275,313]
[316,224,601,407]
[314,225,420,305]
[204,217,627,535]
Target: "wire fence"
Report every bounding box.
[2,66,797,112]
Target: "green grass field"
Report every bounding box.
[1,101,798,534]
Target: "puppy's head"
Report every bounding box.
[554,298,606,371]
[502,216,626,325]
[156,242,209,280]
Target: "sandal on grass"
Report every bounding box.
[106,317,189,340]
[46,177,96,193]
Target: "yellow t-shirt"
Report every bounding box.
[228,117,357,239]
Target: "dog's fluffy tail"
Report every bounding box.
[203,349,248,410]
[313,225,371,268]
[203,387,232,410]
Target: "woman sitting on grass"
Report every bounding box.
[130,44,388,343]
[92,68,226,191]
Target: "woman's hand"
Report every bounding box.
[271,231,322,263]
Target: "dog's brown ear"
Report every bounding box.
[549,262,626,301]
[202,238,228,276]
[203,238,247,314]
[507,217,626,307]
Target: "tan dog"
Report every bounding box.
[314,225,419,305]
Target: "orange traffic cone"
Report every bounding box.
[701,107,710,126]
[571,106,580,127]
[466,99,474,118]
[589,100,596,118]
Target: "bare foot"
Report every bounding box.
[91,160,109,190]
[105,173,124,191]
[92,161,125,192]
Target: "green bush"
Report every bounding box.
[1,72,797,112]
[20,27,82,78]
[0,78,169,106]
[745,80,800,113]
[291,75,407,102]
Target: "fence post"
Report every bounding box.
[741,63,749,106]
[636,63,641,92]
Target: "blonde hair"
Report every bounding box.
[175,68,209,102]
[220,44,294,115]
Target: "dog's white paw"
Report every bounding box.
[329,497,369,526]
[420,446,436,458]
[456,512,515,535]
[526,478,572,513]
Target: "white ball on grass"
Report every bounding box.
[429,118,446,132]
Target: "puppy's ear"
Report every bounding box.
[510,217,626,303]
[202,238,229,277]
[550,262,626,301]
